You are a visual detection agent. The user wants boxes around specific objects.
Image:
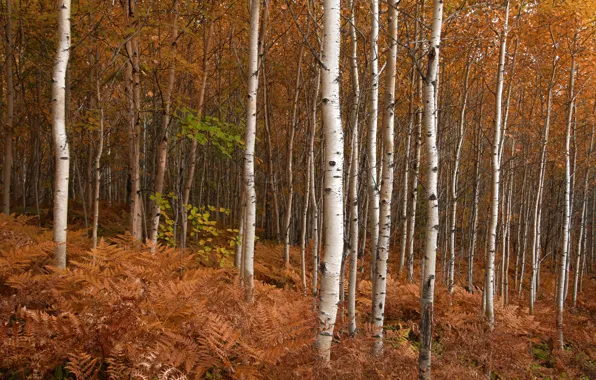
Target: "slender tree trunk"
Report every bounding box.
[367,0,380,282]
[407,76,423,283]
[316,0,343,361]
[52,0,72,268]
[125,0,142,240]
[300,155,310,296]
[468,132,482,293]
[418,0,443,377]
[564,122,578,303]
[91,76,104,248]
[283,47,305,264]
[448,57,471,293]
[149,0,179,247]
[310,54,322,310]
[557,47,575,350]
[516,144,528,295]
[181,22,214,249]
[398,69,414,275]
[485,0,509,329]
[530,58,557,313]
[504,146,514,305]
[347,0,360,337]
[372,0,398,353]
[407,3,424,282]
[2,0,14,215]
[235,191,245,268]
[573,124,593,308]
[241,0,261,302]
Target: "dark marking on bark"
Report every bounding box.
[320,262,327,274]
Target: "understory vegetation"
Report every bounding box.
[1,212,595,379]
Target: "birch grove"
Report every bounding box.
[2,0,596,377]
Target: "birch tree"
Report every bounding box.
[557,43,576,350]
[283,47,305,265]
[310,50,322,308]
[125,0,142,240]
[572,123,593,308]
[149,0,179,247]
[240,0,262,302]
[92,75,105,249]
[485,0,509,329]
[316,0,343,362]
[407,3,423,282]
[52,0,72,268]
[347,0,360,337]
[530,57,558,314]
[419,0,443,376]
[372,0,398,353]
[367,0,380,280]
[448,56,472,294]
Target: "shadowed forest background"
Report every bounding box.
[0,0,595,378]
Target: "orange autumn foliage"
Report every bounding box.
[1,214,595,379]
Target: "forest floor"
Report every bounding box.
[1,206,595,379]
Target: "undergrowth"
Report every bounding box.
[1,213,595,379]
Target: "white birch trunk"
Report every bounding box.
[92,77,104,249]
[557,48,575,350]
[485,0,509,329]
[372,0,398,353]
[530,58,557,313]
[347,0,360,337]
[125,0,142,240]
[572,124,593,308]
[448,58,471,293]
[418,0,443,376]
[367,0,380,281]
[241,0,261,302]
[52,0,72,268]
[316,0,343,361]
[564,125,577,303]
[398,73,413,274]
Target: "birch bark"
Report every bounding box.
[372,0,398,353]
[530,58,557,313]
[448,57,471,293]
[367,0,380,281]
[241,0,262,302]
[485,0,509,328]
[557,49,575,350]
[347,0,360,337]
[316,0,343,361]
[52,0,72,268]
[419,0,443,376]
